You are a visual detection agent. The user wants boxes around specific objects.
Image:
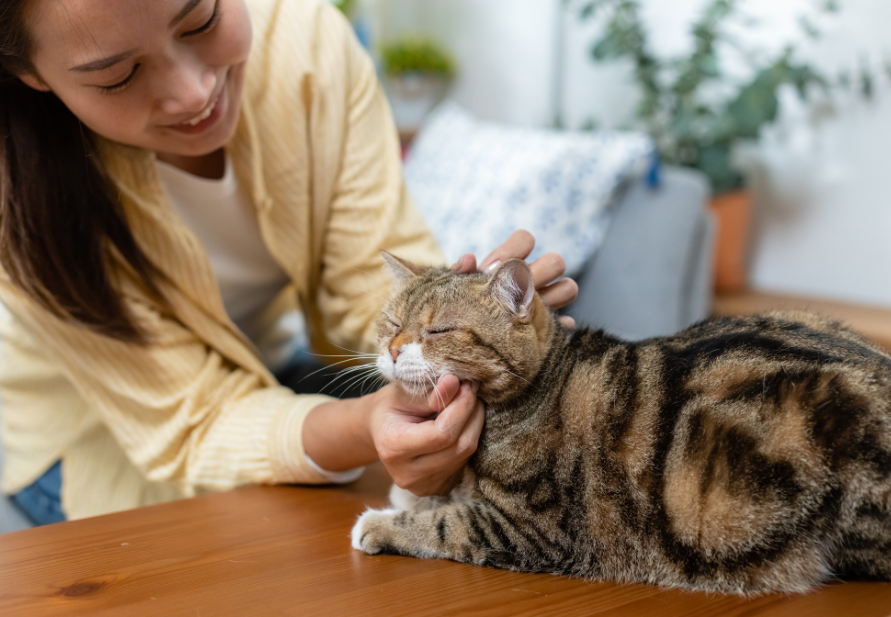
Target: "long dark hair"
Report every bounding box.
[0,1,164,343]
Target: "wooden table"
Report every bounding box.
[2,465,891,617]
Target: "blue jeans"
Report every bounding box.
[12,460,66,525]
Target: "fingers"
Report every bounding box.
[399,398,484,496]
[385,381,477,456]
[408,402,483,476]
[427,381,479,451]
[538,277,579,310]
[427,373,460,412]
[479,230,535,272]
[450,253,477,274]
[528,252,566,288]
[558,315,577,329]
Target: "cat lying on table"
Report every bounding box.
[351,252,891,594]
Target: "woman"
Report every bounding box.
[0,0,577,524]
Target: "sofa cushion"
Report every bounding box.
[403,103,654,275]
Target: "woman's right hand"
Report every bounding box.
[367,374,484,496]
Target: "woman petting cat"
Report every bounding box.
[0,0,578,524]
[352,254,891,594]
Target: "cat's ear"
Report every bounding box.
[381,251,429,284]
[485,259,535,318]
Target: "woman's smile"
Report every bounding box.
[164,79,227,135]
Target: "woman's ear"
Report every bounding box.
[18,72,52,92]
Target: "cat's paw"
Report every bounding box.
[388,485,420,510]
[351,508,399,554]
[388,484,446,511]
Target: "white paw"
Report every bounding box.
[351,508,398,552]
[388,484,421,510]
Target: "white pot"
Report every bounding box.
[384,73,451,132]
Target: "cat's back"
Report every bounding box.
[611,309,891,590]
[659,309,890,367]
[520,309,891,588]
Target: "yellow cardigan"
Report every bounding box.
[0,0,443,520]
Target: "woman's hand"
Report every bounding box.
[368,374,484,496]
[451,229,579,327]
[302,374,483,495]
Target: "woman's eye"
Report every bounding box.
[98,65,140,94]
[182,2,221,37]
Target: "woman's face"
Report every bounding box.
[21,0,252,159]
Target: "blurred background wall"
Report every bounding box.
[373,0,891,308]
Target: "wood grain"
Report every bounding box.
[2,464,891,616]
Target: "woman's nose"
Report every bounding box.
[156,56,217,116]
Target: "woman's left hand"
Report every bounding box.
[451,229,579,328]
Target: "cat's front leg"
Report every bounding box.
[388,484,448,512]
[351,500,526,570]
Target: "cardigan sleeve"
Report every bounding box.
[309,4,445,356]
[0,278,337,495]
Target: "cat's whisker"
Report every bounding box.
[328,342,383,357]
[351,267,394,292]
[503,369,531,385]
[295,357,376,384]
[334,364,380,385]
[298,351,379,359]
[330,364,379,381]
[359,287,391,305]
[358,372,389,396]
[319,365,381,397]
[425,372,446,410]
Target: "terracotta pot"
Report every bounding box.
[709,190,752,295]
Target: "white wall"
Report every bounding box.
[377,0,891,308]
[378,0,557,126]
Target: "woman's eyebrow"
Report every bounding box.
[169,0,203,28]
[69,0,205,73]
[70,50,136,73]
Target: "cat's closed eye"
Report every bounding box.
[425,326,457,336]
[385,318,402,332]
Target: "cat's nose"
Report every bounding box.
[389,346,400,363]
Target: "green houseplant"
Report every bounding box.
[381,39,456,79]
[331,0,356,17]
[572,0,839,292]
[379,38,456,135]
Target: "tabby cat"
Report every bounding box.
[351,252,891,594]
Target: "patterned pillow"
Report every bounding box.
[403,103,655,275]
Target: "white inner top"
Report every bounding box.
[157,156,362,484]
[157,155,290,336]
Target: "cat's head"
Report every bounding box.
[375,252,556,404]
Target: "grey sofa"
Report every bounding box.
[0,165,712,533]
[566,165,714,340]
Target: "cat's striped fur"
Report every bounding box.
[351,254,891,594]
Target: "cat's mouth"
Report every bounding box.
[376,348,445,397]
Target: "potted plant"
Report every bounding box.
[571,0,840,293]
[379,38,456,138]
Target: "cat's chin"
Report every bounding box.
[394,378,436,399]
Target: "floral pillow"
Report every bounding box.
[403,103,654,275]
